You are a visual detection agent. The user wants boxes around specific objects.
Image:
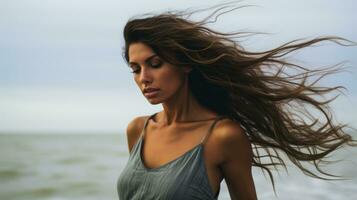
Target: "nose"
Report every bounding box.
[139,67,153,85]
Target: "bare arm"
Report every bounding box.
[218,122,257,200]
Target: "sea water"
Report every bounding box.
[1,133,356,200]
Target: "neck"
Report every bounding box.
[160,76,216,125]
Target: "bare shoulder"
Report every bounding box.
[211,118,252,165]
[211,118,257,199]
[126,115,150,154]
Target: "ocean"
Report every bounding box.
[1,133,356,200]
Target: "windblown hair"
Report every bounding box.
[122,1,357,193]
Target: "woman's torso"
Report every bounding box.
[117,112,227,200]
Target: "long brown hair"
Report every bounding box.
[122,1,357,194]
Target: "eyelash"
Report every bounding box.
[130,70,139,74]
[130,61,162,74]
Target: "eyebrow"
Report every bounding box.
[129,54,158,66]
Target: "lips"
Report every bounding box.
[143,88,160,98]
[143,88,160,93]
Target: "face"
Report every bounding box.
[128,42,191,104]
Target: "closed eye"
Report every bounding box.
[148,58,162,68]
[128,63,137,73]
[128,54,164,74]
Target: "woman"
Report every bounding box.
[117,2,357,200]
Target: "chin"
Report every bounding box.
[146,98,162,105]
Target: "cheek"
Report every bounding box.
[133,76,140,87]
[159,68,184,93]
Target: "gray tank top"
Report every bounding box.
[117,112,226,200]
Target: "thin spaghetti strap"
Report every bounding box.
[140,112,158,139]
[200,115,226,144]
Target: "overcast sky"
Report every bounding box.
[1,0,356,134]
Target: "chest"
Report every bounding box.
[140,124,223,197]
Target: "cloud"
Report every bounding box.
[1,0,356,133]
